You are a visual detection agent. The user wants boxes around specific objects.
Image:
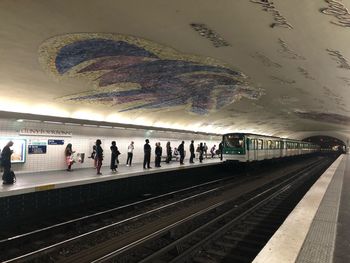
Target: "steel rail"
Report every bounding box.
[0,177,229,243]
[1,183,226,263]
[91,159,324,263]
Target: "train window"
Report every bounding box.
[258,139,263,149]
[224,135,244,148]
[267,140,272,149]
[276,141,280,149]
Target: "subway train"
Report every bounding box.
[222,133,320,162]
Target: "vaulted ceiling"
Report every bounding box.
[0,0,349,142]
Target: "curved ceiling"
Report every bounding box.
[0,0,349,141]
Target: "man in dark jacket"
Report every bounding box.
[178,141,185,165]
[1,141,14,184]
[189,140,195,163]
[219,141,224,161]
[143,139,151,169]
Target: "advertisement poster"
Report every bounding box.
[0,138,26,163]
[28,140,47,154]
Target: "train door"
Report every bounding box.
[246,137,250,161]
[279,140,283,158]
[253,139,258,160]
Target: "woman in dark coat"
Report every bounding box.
[2,141,13,183]
[110,141,119,173]
[95,139,103,175]
[199,142,204,163]
[155,142,162,167]
[166,141,172,164]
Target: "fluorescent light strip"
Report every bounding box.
[83,124,98,127]
[65,122,81,126]
[23,119,42,123]
[99,125,113,129]
[44,121,63,125]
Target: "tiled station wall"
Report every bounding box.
[0,119,221,173]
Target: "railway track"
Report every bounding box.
[86,157,332,263]
[0,156,331,263]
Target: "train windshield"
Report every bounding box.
[224,134,244,148]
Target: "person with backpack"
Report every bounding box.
[199,142,204,163]
[166,141,172,163]
[178,141,185,165]
[2,141,14,184]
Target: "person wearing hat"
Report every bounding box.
[143,139,151,169]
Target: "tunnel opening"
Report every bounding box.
[302,135,346,153]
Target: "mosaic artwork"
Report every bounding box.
[190,23,230,48]
[279,95,299,105]
[320,0,350,27]
[295,110,350,126]
[250,0,293,29]
[323,86,346,108]
[39,33,263,115]
[277,39,305,60]
[297,67,315,80]
[251,52,282,68]
[326,49,350,69]
[270,76,296,85]
[339,76,350,85]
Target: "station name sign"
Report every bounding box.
[19,128,72,137]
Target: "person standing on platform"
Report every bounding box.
[203,143,208,158]
[126,141,134,166]
[166,141,172,163]
[155,142,162,167]
[219,141,223,161]
[210,145,216,158]
[65,143,75,171]
[1,141,14,184]
[189,140,195,163]
[178,141,185,165]
[110,141,119,173]
[199,143,204,163]
[96,139,103,175]
[143,139,151,169]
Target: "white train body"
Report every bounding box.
[222,133,319,162]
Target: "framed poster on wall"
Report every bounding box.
[0,138,26,163]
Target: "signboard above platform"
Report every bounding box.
[19,128,72,137]
[48,139,64,145]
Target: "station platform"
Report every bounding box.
[253,154,349,263]
[0,158,222,198]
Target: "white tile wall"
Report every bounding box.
[0,119,222,173]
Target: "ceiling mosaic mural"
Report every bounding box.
[39,33,263,115]
[1,0,350,139]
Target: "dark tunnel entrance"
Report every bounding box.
[303,135,346,153]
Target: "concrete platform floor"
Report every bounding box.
[0,158,222,198]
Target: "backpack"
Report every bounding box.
[3,170,16,184]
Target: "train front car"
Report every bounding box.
[222,133,247,162]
